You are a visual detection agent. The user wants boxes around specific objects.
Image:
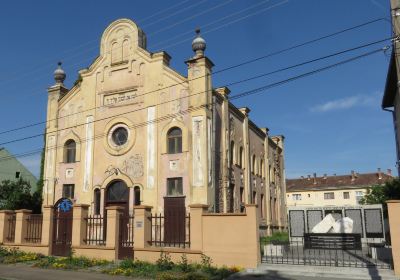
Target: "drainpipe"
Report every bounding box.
[212,95,217,212]
[383,107,400,175]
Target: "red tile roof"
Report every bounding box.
[286,171,393,192]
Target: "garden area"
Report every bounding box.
[0,246,241,280]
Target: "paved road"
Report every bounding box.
[0,263,397,280]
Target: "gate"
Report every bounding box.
[164,196,186,245]
[52,198,73,256]
[118,214,134,259]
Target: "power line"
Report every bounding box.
[0,0,278,102]
[0,25,391,138]
[0,0,233,88]
[0,45,387,163]
[0,39,391,146]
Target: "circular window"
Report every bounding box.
[112,127,128,146]
[104,120,135,156]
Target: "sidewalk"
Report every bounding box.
[0,263,131,280]
[228,264,399,280]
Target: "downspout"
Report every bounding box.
[212,95,217,212]
[383,107,400,175]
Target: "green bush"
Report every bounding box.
[260,231,289,245]
[156,251,174,270]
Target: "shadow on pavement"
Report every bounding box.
[227,270,298,279]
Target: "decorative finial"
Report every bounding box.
[192,27,206,56]
[54,61,66,85]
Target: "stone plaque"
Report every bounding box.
[103,90,138,106]
[169,160,179,171]
[65,168,74,179]
[135,221,143,228]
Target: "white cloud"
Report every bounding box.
[310,94,379,113]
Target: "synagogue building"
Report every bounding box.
[43,18,287,233]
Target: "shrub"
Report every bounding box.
[156,251,173,270]
[260,231,289,245]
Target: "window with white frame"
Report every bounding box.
[324,192,335,200]
[355,191,364,204]
[292,193,302,201]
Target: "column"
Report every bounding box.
[189,204,208,251]
[0,210,14,243]
[71,204,89,247]
[387,200,400,276]
[41,206,54,250]
[100,188,105,216]
[105,206,124,259]
[133,205,152,248]
[14,209,32,244]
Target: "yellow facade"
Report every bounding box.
[43,18,286,232]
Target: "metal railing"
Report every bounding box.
[25,214,43,243]
[120,214,134,248]
[261,238,392,269]
[84,215,106,246]
[6,214,16,243]
[150,213,190,248]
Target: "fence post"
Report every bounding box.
[14,209,32,244]
[71,204,89,247]
[387,200,400,276]
[133,205,152,249]
[41,206,54,254]
[105,206,124,259]
[245,204,261,266]
[0,210,14,243]
[189,204,208,251]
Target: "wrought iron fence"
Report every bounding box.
[6,214,16,243]
[25,214,43,243]
[150,213,190,248]
[84,215,106,246]
[261,238,392,269]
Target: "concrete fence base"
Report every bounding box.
[0,204,261,268]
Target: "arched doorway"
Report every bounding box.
[105,180,129,214]
[52,198,73,256]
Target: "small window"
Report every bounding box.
[308,194,310,198]
[355,191,364,204]
[134,186,141,206]
[252,155,256,174]
[324,192,335,200]
[15,171,20,179]
[343,192,350,199]
[239,147,244,168]
[94,189,101,215]
[167,127,182,154]
[260,194,265,218]
[167,178,183,196]
[253,191,257,204]
[292,194,302,201]
[63,184,75,199]
[64,140,76,163]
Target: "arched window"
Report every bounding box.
[134,186,141,206]
[106,180,128,203]
[64,140,76,163]
[239,147,244,168]
[230,141,235,166]
[167,127,182,154]
[260,160,264,178]
[94,189,101,215]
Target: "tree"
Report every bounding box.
[360,178,400,220]
[0,179,42,213]
[360,179,400,205]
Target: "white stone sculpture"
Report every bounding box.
[331,217,353,233]
[311,214,336,233]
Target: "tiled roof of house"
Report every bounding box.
[286,169,394,192]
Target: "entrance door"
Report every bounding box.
[164,196,186,246]
[52,198,73,256]
[105,180,132,259]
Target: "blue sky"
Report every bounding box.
[0,0,395,179]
